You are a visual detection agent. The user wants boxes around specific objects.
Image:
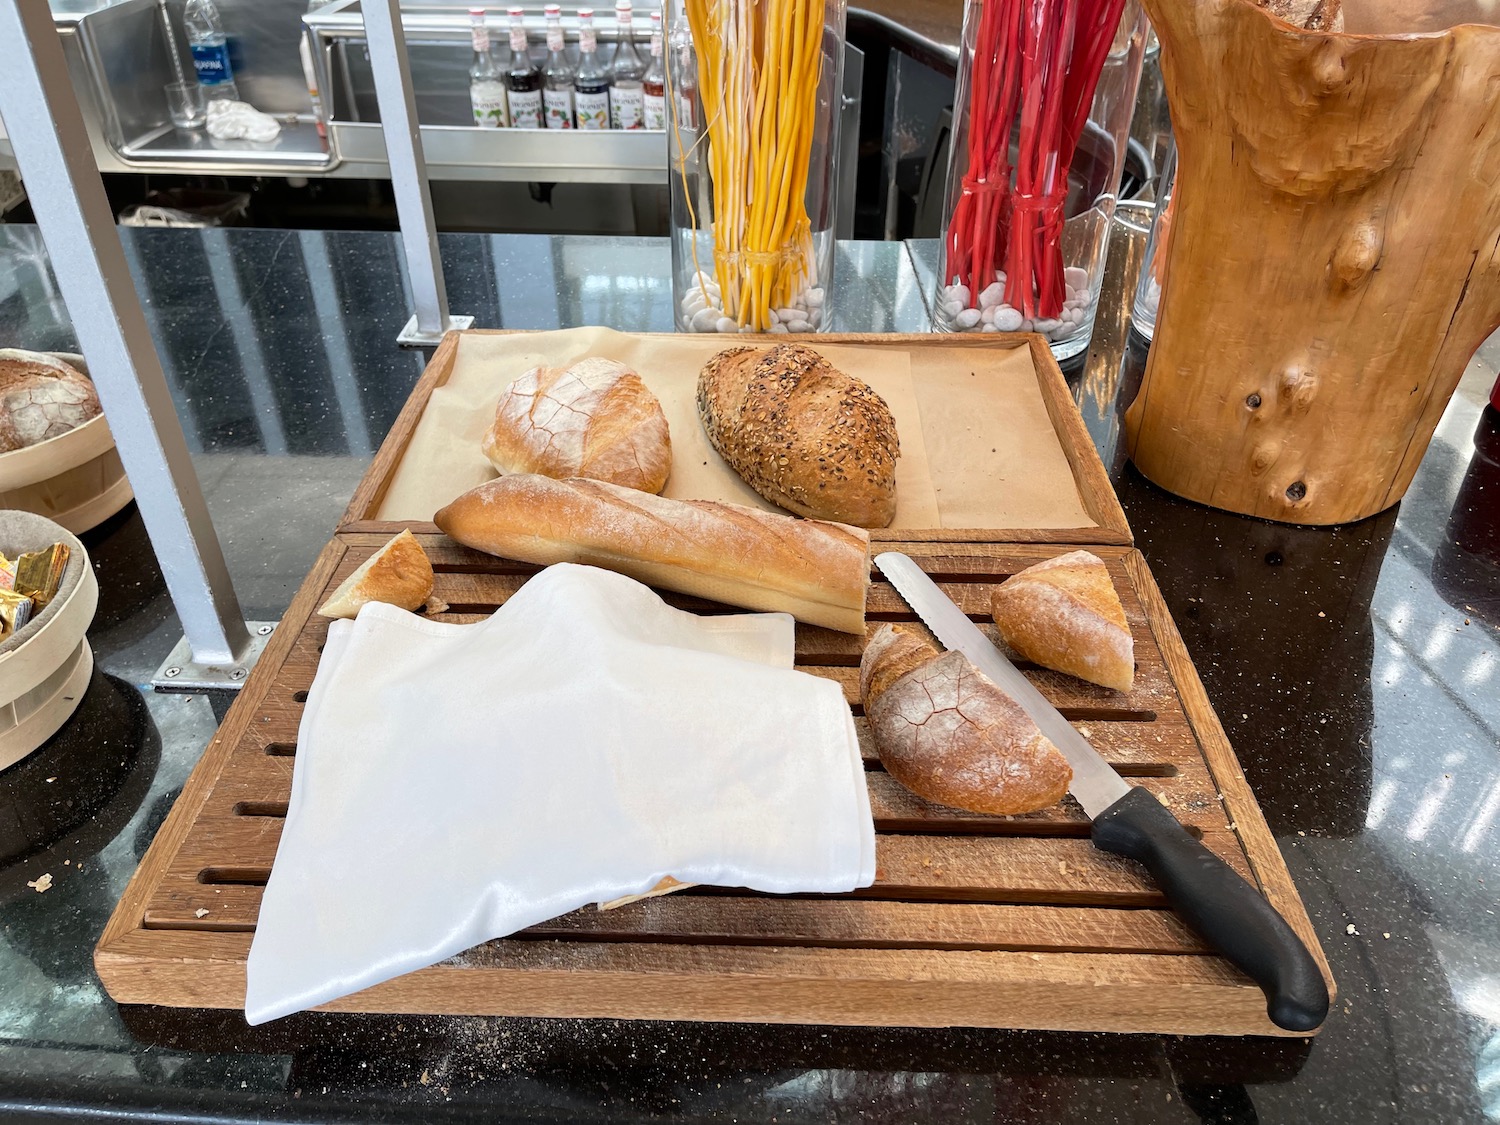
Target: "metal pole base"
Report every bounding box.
[396,313,473,348]
[151,621,280,693]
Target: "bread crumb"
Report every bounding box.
[27,874,52,893]
[195,908,210,918]
[1383,932,1391,940]
[419,1070,431,1086]
[1346,923,1359,936]
[45,776,56,783]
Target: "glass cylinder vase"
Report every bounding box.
[666,0,846,335]
[1130,135,1176,340]
[932,0,1147,360]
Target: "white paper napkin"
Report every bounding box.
[245,563,875,1024]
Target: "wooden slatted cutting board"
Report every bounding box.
[95,537,1332,1036]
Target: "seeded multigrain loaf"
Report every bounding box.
[859,625,1072,815]
[696,343,900,528]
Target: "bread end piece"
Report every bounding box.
[990,550,1135,692]
[860,625,1071,815]
[318,529,435,619]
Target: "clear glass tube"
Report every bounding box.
[933,0,1147,360]
[1131,136,1175,340]
[666,0,846,335]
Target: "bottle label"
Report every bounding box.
[547,26,565,51]
[190,42,235,87]
[472,84,509,127]
[677,93,694,129]
[643,91,666,130]
[544,88,574,129]
[508,87,543,128]
[471,25,489,52]
[510,28,528,53]
[575,88,609,130]
[580,28,597,52]
[610,85,644,129]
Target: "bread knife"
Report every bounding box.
[873,551,1330,1032]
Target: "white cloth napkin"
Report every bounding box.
[205,99,283,143]
[245,563,875,1024]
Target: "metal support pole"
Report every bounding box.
[0,0,252,667]
[363,0,473,346]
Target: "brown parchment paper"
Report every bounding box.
[374,328,1096,531]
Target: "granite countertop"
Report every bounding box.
[0,223,1495,1123]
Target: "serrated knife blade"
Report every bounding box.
[874,551,1131,818]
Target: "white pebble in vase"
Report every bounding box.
[1064,266,1089,291]
[805,288,825,308]
[993,307,1024,332]
[941,298,965,321]
[978,282,1005,309]
[715,316,739,333]
[954,308,982,330]
[785,318,813,333]
[690,307,720,333]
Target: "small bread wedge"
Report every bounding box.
[989,550,1134,692]
[318,529,435,619]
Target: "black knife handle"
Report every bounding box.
[1091,787,1329,1032]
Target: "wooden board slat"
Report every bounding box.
[95,539,1331,1037]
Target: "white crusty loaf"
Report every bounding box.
[433,474,870,633]
[860,624,1072,815]
[483,357,672,494]
[990,550,1134,692]
[0,349,103,453]
[318,529,435,619]
[697,343,900,528]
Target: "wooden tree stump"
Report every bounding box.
[1125,0,1500,525]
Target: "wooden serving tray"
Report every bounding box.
[337,331,1133,546]
[95,538,1332,1036]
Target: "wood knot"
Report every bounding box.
[1279,368,1318,414]
[1332,221,1382,289]
[1312,40,1348,91]
[1249,440,1282,478]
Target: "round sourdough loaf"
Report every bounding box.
[860,624,1072,815]
[483,358,672,494]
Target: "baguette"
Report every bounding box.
[860,625,1071,815]
[697,343,900,528]
[989,550,1134,692]
[433,474,870,633]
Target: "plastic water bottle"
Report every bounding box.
[184,0,240,101]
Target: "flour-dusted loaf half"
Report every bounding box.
[483,357,672,494]
[990,550,1134,692]
[318,529,435,619]
[434,474,870,633]
[697,343,900,528]
[0,349,103,453]
[859,625,1071,815]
